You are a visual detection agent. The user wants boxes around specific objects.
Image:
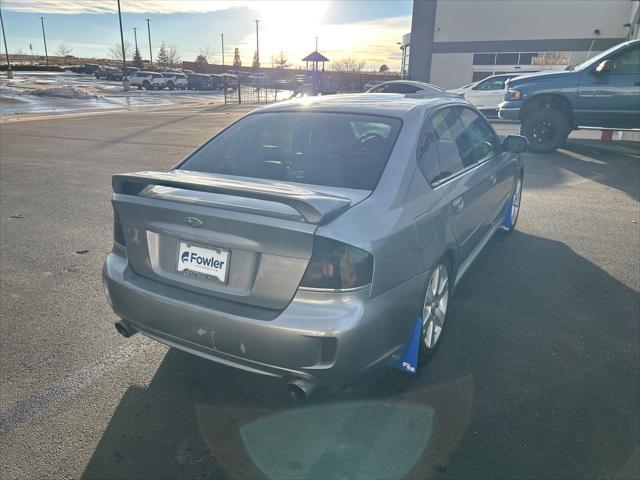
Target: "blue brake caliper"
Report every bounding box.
[390,316,423,374]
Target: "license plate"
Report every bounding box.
[177,241,230,283]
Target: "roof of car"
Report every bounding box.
[373,80,445,91]
[257,93,466,118]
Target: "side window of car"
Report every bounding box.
[457,107,499,162]
[609,45,640,74]
[416,122,442,185]
[430,107,469,176]
[385,84,421,94]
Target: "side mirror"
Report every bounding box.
[502,134,527,153]
[594,60,612,74]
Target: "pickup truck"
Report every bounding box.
[499,39,640,152]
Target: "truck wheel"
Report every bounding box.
[521,109,570,153]
[143,80,151,90]
[167,81,175,90]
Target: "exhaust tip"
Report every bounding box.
[286,378,317,401]
[115,320,137,338]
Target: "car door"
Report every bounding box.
[576,43,640,128]
[466,76,510,113]
[426,106,499,261]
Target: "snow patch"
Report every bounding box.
[30,86,100,99]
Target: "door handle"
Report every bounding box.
[452,197,464,214]
[490,174,497,186]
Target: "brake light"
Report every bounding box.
[299,237,373,290]
[113,208,125,247]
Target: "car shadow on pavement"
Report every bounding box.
[81,231,639,480]
[526,139,640,202]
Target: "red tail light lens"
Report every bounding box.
[299,237,373,290]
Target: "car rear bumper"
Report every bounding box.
[103,252,426,385]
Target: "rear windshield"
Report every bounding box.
[178,112,402,190]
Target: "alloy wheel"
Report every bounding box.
[422,264,449,350]
[532,120,555,143]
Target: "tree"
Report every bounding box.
[167,45,181,67]
[199,45,213,62]
[132,48,143,68]
[233,48,242,67]
[252,51,260,68]
[330,57,365,73]
[274,50,288,68]
[156,42,169,65]
[195,54,208,67]
[378,64,389,73]
[108,41,132,61]
[55,44,73,57]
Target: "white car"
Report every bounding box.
[129,72,167,90]
[161,72,188,90]
[448,74,521,116]
[366,80,447,96]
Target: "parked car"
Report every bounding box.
[366,80,457,98]
[121,66,140,77]
[79,64,101,74]
[448,74,521,116]
[363,80,383,90]
[210,74,224,90]
[103,93,526,399]
[161,72,188,90]
[187,73,214,90]
[499,39,640,152]
[221,73,238,90]
[95,66,124,81]
[248,72,269,87]
[129,71,166,90]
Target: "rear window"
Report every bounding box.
[179,112,402,190]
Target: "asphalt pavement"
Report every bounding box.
[0,105,638,479]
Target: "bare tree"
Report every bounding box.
[55,44,73,57]
[330,57,365,73]
[199,45,213,62]
[167,45,181,68]
[108,41,132,61]
[274,50,288,68]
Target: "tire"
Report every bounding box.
[520,108,570,153]
[500,175,523,233]
[167,81,175,90]
[136,85,142,90]
[142,80,151,90]
[419,260,450,362]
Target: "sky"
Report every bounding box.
[0,0,412,70]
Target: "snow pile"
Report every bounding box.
[30,85,99,99]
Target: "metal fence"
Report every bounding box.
[223,76,292,105]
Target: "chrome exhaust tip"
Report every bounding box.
[115,320,137,338]
[286,378,317,401]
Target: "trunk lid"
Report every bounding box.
[112,170,368,310]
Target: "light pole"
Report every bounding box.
[255,20,259,68]
[40,16,48,66]
[116,0,129,90]
[133,26,138,51]
[220,33,224,66]
[0,7,12,77]
[146,18,152,64]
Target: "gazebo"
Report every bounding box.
[302,50,329,72]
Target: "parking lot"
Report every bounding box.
[0,105,638,479]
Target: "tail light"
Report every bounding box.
[299,237,373,290]
[113,208,125,247]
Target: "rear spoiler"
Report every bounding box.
[112,170,352,224]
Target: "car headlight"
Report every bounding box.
[505,88,521,100]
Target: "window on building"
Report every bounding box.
[472,71,493,82]
[518,53,538,65]
[496,53,519,65]
[473,53,497,65]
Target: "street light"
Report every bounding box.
[255,20,259,68]
[0,7,12,78]
[133,26,138,51]
[116,0,129,90]
[221,33,224,66]
[146,18,152,65]
[40,16,48,66]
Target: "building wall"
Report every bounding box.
[409,0,632,88]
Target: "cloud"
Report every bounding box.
[0,0,321,14]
